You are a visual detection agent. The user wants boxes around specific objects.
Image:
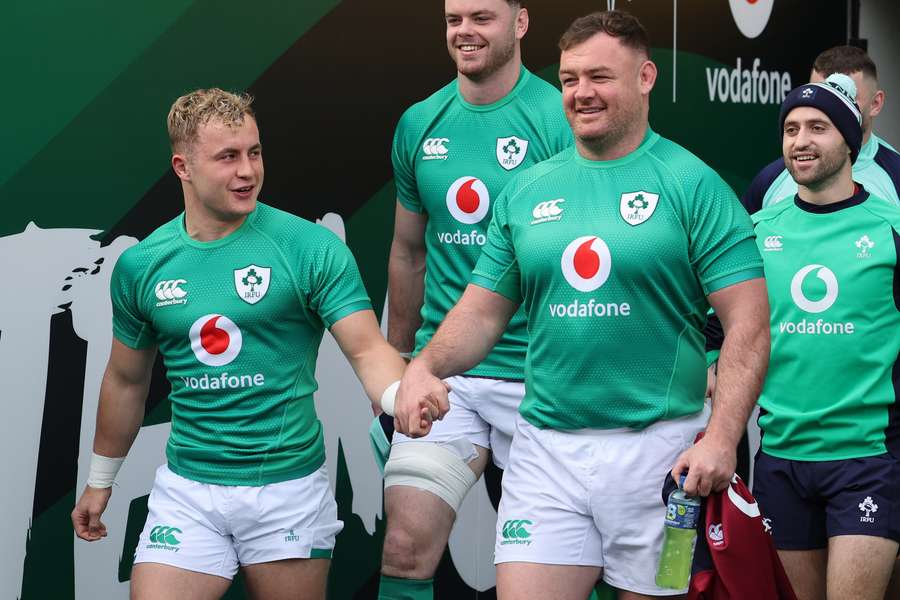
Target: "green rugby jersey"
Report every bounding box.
[471,130,763,430]
[754,188,900,460]
[111,202,371,485]
[392,66,572,379]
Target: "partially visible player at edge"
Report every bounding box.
[744,45,900,212]
[375,0,572,598]
[394,10,769,600]
[751,73,900,600]
[70,89,438,600]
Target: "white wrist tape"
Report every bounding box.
[87,453,126,489]
[380,380,401,417]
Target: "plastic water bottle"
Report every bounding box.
[655,475,701,589]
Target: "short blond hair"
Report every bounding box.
[167,88,255,153]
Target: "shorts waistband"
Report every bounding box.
[450,374,525,384]
[553,406,709,437]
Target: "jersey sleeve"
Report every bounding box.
[689,170,764,294]
[110,250,158,348]
[307,229,373,328]
[391,110,423,213]
[470,187,523,303]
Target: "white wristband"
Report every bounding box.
[87,453,126,489]
[380,380,401,417]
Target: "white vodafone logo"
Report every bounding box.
[729,0,774,39]
[445,176,490,224]
[790,265,839,313]
[189,314,243,366]
[561,236,612,292]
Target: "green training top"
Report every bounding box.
[111,202,371,485]
[472,130,763,429]
[392,65,572,379]
[754,188,900,460]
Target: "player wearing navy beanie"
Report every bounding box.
[779,73,863,164]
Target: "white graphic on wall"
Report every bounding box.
[0,223,154,600]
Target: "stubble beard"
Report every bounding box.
[787,148,848,190]
[455,31,516,82]
[574,99,642,158]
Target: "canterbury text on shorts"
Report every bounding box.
[495,407,710,596]
[753,451,900,550]
[391,375,524,469]
[133,464,342,578]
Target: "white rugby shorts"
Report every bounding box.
[133,464,342,578]
[495,407,710,596]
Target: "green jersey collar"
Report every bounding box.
[178,203,259,248]
[856,134,879,166]
[456,65,530,112]
[572,127,660,169]
[856,132,896,165]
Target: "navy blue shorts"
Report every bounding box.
[753,452,900,550]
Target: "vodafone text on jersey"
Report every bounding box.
[549,236,631,318]
[437,176,490,246]
[185,314,266,389]
[780,265,854,335]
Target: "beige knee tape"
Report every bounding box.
[384,442,478,512]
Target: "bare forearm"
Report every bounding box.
[348,338,408,407]
[706,319,769,447]
[387,248,425,352]
[417,286,515,379]
[92,369,149,458]
[330,310,408,412]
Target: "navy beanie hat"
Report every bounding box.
[779,73,863,164]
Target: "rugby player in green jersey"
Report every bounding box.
[750,73,900,600]
[376,0,571,598]
[70,89,438,600]
[393,11,770,599]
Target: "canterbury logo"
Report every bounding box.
[763,235,783,251]
[155,279,187,300]
[423,138,449,155]
[532,199,565,220]
[149,525,182,546]
[501,519,533,539]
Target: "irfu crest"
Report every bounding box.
[619,191,659,226]
[496,136,529,170]
[234,265,271,305]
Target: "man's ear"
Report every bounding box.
[868,88,885,119]
[172,152,190,181]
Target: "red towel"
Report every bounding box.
[688,474,797,600]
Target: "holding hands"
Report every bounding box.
[386,360,451,438]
